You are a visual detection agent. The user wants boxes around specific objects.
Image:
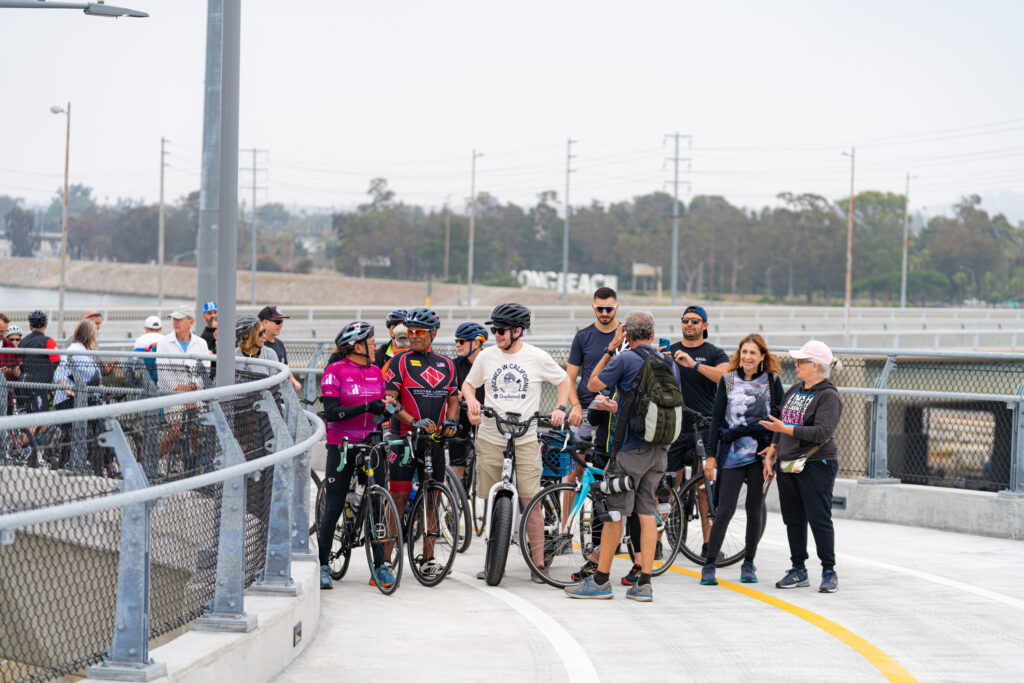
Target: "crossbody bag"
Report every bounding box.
[779,437,833,474]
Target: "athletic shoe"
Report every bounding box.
[530,565,548,584]
[419,558,447,579]
[572,560,598,582]
[775,567,809,589]
[371,563,398,589]
[320,565,333,590]
[700,564,718,586]
[620,563,642,586]
[740,561,758,583]
[564,575,613,599]
[819,569,838,593]
[625,583,653,602]
[476,568,504,581]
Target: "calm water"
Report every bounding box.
[0,284,187,308]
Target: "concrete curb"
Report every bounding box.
[766,476,1024,540]
[82,561,320,683]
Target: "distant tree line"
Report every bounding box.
[3,179,1022,305]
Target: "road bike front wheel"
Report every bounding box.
[519,482,592,588]
[445,465,473,553]
[363,484,404,595]
[315,479,352,580]
[309,468,322,537]
[484,493,513,586]
[407,482,459,587]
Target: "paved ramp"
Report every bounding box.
[280,513,1024,682]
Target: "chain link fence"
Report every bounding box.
[0,353,295,683]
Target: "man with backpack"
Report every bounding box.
[565,311,682,602]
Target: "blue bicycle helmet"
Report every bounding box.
[385,309,408,329]
[455,321,488,342]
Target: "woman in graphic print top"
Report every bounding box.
[759,340,843,594]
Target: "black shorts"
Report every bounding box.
[667,427,710,471]
[388,440,446,493]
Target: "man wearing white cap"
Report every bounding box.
[155,304,210,393]
[133,316,164,353]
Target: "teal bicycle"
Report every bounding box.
[519,432,685,588]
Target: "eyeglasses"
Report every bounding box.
[681,317,704,325]
[407,328,429,337]
[490,327,510,335]
[454,339,469,344]
[794,358,812,365]
[593,305,617,314]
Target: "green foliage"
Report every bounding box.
[4,204,38,257]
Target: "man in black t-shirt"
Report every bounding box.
[566,286,622,437]
[259,305,302,392]
[667,304,729,558]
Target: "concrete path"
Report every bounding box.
[279,512,1024,682]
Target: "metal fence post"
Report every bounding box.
[193,400,257,633]
[859,355,900,485]
[280,382,315,559]
[249,390,299,594]
[0,375,8,456]
[302,342,324,404]
[999,383,1024,499]
[87,419,167,681]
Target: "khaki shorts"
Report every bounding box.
[606,443,668,516]
[476,438,542,500]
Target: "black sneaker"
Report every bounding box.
[620,563,642,586]
[571,560,598,582]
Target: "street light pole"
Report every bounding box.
[843,147,855,335]
[51,102,71,339]
[158,136,167,307]
[900,172,915,309]
[467,149,482,307]
[562,138,576,306]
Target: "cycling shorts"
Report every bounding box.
[388,440,446,493]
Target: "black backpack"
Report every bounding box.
[610,346,684,456]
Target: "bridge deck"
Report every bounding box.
[279,512,1023,682]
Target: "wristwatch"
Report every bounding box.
[604,348,615,356]
[556,404,567,413]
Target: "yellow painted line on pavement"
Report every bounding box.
[622,555,918,683]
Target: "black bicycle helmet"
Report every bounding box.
[335,320,375,354]
[486,302,531,330]
[28,310,48,328]
[455,321,488,342]
[385,309,408,329]
[405,307,441,330]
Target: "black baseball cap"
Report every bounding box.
[257,305,290,321]
[682,305,709,339]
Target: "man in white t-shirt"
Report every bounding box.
[463,302,570,581]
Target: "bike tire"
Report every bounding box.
[677,474,765,567]
[4,429,37,467]
[626,485,685,576]
[406,482,459,587]
[484,493,513,586]
[315,479,352,580]
[518,482,592,588]
[445,465,473,553]
[471,458,485,538]
[309,469,322,537]
[364,484,404,595]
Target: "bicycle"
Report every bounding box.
[314,426,406,595]
[520,432,685,588]
[449,430,485,539]
[399,427,460,587]
[674,408,767,567]
[478,407,546,586]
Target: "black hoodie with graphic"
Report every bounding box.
[771,379,842,462]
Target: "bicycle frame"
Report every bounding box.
[480,409,544,546]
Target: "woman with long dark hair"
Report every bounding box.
[700,333,783,586]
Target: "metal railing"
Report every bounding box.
[0,349,324,683]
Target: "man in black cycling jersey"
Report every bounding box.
[373,309,408,369]
[450,321,488,482]
[20,310,60,413]
[384,307,460,578]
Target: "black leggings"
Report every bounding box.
[776,459,838,571]
[318,444,361,567]
[706,460,766,565]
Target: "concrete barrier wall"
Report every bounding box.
[766,477,1024,540]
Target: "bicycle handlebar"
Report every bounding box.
[480,407,547,439]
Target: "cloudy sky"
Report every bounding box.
[2,0,1022,220]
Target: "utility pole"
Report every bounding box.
[900,172,915,309]
[240,147,268,305]
[665,133,691,305]
[843,147,855,335]
[56,101,70,339]
[443,198,451,281]
[158,136,168,307]
[467,149,482,307]
[195,0,222,332]
[562,138,576,306]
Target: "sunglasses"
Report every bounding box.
[258,329,265,337]
[271,319,284,325]
[593,305,617,314]
[490,327,510,335]
[407,328,429,337]
[8,337,21,343]
[681,317,704,325]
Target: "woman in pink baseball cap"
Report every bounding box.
[758,340,843,594]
